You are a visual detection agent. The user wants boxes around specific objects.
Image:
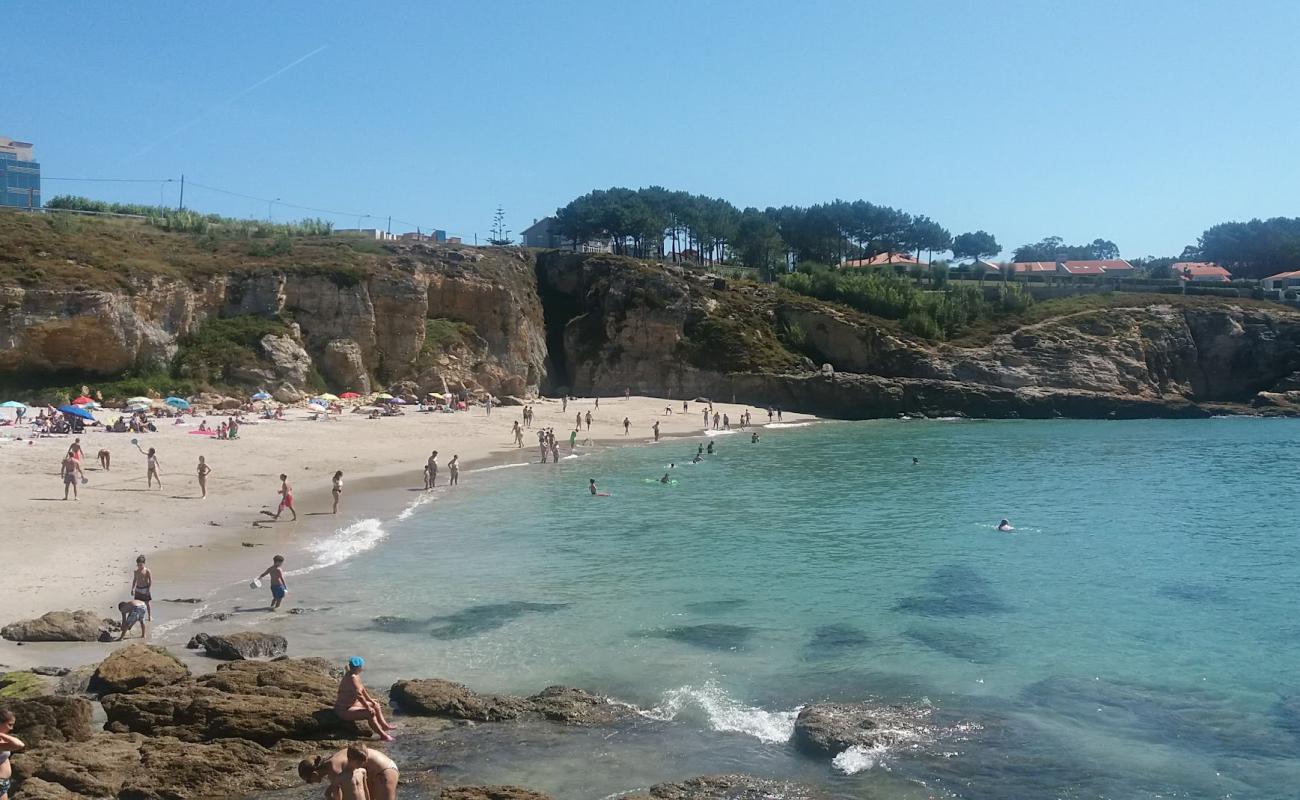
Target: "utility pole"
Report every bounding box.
[387,216,392,235]
[178,174,185,210]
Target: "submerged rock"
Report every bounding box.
[634,774,828,799]
[88,644,190,695]
[794,703,891,756]
[201,631,288,660]
[390,678,528,721]
[389,679,635,726]
[1,610,106,642]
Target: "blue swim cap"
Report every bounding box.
[348,656,364,669]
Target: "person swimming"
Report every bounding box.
[659,473,670,484]
[997,518,1014,532]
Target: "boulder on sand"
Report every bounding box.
[201,632,288,660]
[88,644,190,696]
[1,610,105,642]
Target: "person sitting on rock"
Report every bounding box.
[334,657,395,742]
[299,744,399,800]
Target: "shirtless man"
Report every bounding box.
[623,417,630,435]
[273,474,297,521]
[425,451,438,489]
[653,420,660,442]
[334,657,395,742]
[130,555,153,621]
[118,599,148,640]
[448,455,459,486]
[299,744,399,800]
[258,555,288,610]
[97,449,111,470]
[61,452,84,500]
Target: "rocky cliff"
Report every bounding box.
[4,210,1300,418]
[0,214,547,400]
[535,251,1300,418]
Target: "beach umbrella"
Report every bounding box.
[82,401,101,409]
[72,395,93,405]
[375,392,394,400]
[339,391,361,399]
[427,392,445,399]
[126,396,153,406]
[250,391,272,401]
[386,397,406,404]
[164,396,190,409]
[0,400,26,408]
[59,404,95,421]
[317,392,340,402]
[307,403,328,412]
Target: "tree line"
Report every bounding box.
[550,187,1003,279]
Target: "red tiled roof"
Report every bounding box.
[1263,269,1300,281]
[843,252,921,268]
[1173,262,1232,280]
[1059,262,1107,276]
[1010,261,1054,273]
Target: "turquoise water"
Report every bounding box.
[270,419,1300,798]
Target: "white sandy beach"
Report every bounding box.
[0,395,814,644]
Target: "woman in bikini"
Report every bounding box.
[334,657,395,742]
[299,744,399,800]
[332,471,344,514]
[197,456,211,499]
[0,709,24,800]
[146,448,162,488]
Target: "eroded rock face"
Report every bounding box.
[319,338,372,394]
[88,644,190,695]
[201,631,288,660]
[1,611,106,642]
[98,656,362,745]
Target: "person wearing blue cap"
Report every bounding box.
[334,656,395,741]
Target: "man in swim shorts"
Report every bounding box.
[61,453,83,500]
[130,555,153,621]
[118,599,148,640]
[259,555,288,610]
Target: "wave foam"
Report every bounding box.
[764,422,811,429]
[294,518,387,574]
[832,743,891,774]
[703,429,737,437]
[396,492,437,521]
[469,462,531,473]
[645,684,800,744]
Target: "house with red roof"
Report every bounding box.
[1262,270,1300,290]
[1009,259,1134,278]
[1172,262,1232,283]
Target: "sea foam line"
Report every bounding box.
[291,517,387,574]
[643,684,801,744]
[764,422,812,429]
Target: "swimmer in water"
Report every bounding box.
[751,432,759,443]
[997,518,1014,532]
[691,453,703,463]
[706,440,715,455]
[659,473,670,484]
[912,457,919,465]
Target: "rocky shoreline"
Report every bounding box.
[1,622,929,800]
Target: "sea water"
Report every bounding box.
[250,419,1300,799]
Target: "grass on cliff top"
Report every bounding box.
[0,210,389,291]
[948,291,1291,345]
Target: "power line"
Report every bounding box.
[43,177,175,183]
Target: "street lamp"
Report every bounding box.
[268,197,281,222]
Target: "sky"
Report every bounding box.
[8,0,1300,258]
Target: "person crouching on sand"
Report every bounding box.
[299,744,399,800]
[334,657,395,742]
[118,599,147,640]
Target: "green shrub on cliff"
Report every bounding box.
[173,316,290,385]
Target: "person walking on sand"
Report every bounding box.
[67,437,83,463]
[272,474,297,521]
[569,428,578,451]
[299,744,400,800]
[258,555,289,610]
[448,455,459,486]
[585,410,592,430]
[426,451,439,489]
[332,471,344,514]
[130,555,153,621]
[196,456,211,499]
[623,417,630,435]
[653,420,660,442]
[334,657,395,742]
[1,708,27,800]
[562,395,568,413]
[117,599,148,640]
[146,447,162,488]
[595,396,600,410]
[61,452,84,500]
[512,420,523,447]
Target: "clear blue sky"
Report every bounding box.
[9,1,1299,257]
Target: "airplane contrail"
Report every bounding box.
[130,44,329,160]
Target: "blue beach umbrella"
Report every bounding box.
[251,391,271,401]
[164,396,191,409]
[1,400,26,408]
[58,404,95,421]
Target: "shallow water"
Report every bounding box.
[229,419,1300,798]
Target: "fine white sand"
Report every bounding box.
[0,396,812,632]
